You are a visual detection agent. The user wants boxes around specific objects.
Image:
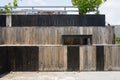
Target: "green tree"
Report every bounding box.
[72,0,106,14]
[0,0,18,13]
[115,37,120,44]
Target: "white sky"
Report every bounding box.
[0,0,120,25]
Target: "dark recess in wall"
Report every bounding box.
[0,15,6,27]
[96,46,104,71]
[67,46,79,71]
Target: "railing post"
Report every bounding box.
[32,7,34,14]
[64,7,67,14]
[6,15,12,27]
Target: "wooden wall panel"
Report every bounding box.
[1,45,120,72]
[104,46,112,71]
[104,45,120,71]
[0,47,10,74]
[111,46,120,70]
[0,27,114,45]
[8,46,39,71]
[5,28,14,44]
[80,45,120,71]
[92,27,115,44]
[56,27,64,44]
[80,46,96,71]
[38,46,67,71]
[11,15,105,26]
[0,28,6,44]
[67,46,79,71]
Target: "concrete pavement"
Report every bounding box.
[1,72,120,80]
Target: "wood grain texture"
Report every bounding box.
[38,46,67,71]
[111,45,120,70]
[104,45,120,71]
[0,47,10,74]
[104,46,112,71]
[8,46,39,71]
[80,46,96,71]
[0,45,120,72]
[0,27,115,45]
[93,27,115,44]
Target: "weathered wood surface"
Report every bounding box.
[80,45,120,71]
[80,46,96,71]
[104,45,120,71]
[0,27,114,45]
[93,27,115,44]
[0,45,120,72]
[6,15,12,27]
[104,46,112,71]
[39,46,67,71]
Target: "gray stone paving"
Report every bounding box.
[1,72,120,80]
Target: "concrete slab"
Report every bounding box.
[1,72,120,80]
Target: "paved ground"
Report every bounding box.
[1,72,120,80]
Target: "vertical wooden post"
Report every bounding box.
[87,38,91,45]
[6,15,12,27]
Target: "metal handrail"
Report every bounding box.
[0,6,79,15]
[0,6,78,8]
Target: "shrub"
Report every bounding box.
[72,0,107,14]
[115,37,120,44]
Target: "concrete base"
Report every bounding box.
[1,72,120,80]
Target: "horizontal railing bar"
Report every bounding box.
[0,6,79,15]
[13,10,78,12]
[0,6,78,8]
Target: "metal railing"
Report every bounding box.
[0,6,79,15]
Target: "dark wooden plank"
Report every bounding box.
[0,47,10,74]
[25,47,39,71]
[12,15,105,26]
[0,15,6,27]
[96,46,104,71]
[67,46,79,71]
[8,46,39,71]
[8,47,15,71]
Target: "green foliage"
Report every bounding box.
[72,0,107,14]
[0,0,18,13]
[0,9,4,13]
[4,2,12,13]
[115,37,120,44]
[13,0,18,7]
